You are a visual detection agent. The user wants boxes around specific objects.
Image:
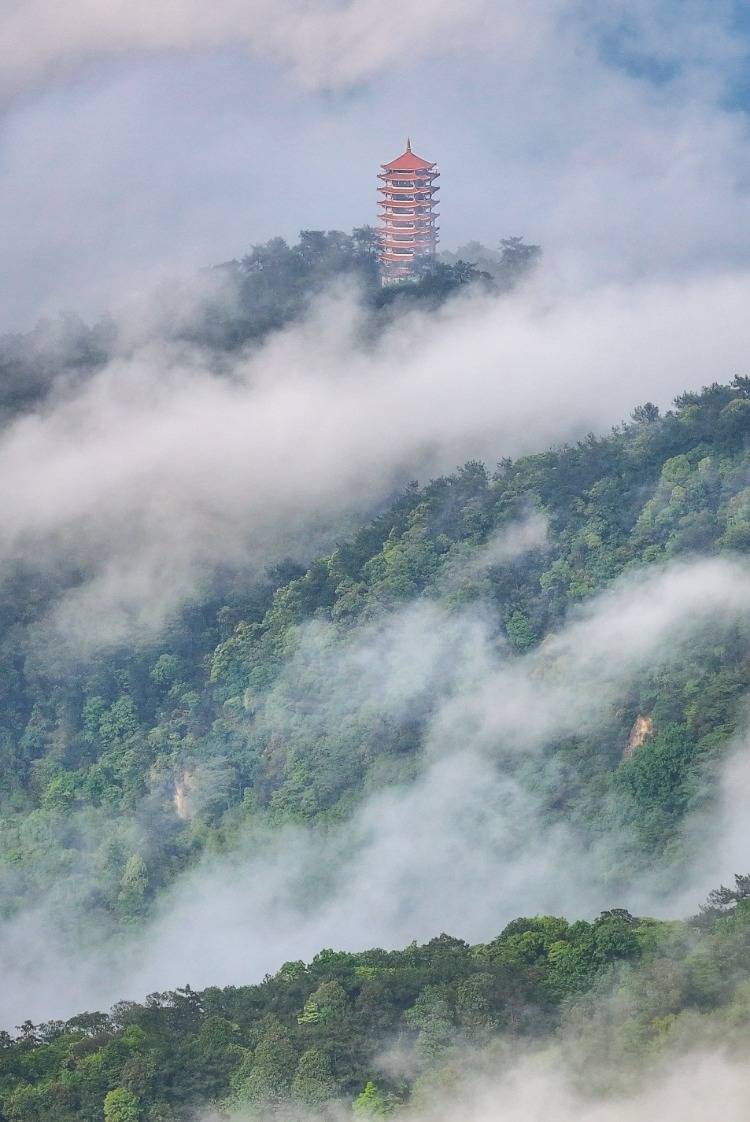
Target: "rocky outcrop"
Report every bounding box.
[623,714,654,760]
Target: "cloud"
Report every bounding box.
[675,726,750,912]
[0,0,742,102]
[452,510,549,580]
[3,270,750,655]
[384,1049,750,1122]
[1,552,748,1025]
[0,0,497,100]
[215,1040,750,1122]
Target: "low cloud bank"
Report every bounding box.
[4,270,750,654]
[366,1049,750,1122]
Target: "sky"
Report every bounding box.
[1,0,750,330]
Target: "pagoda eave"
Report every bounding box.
[378,185,439,192]
[378,173,438,182]
[381,162,436,172]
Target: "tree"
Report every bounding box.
[121,854,148,893]
[404,988,454,1059]
[291,1047,338,1105]
[496,236,542,288]
[631,402,660,425]
[233,1022,297,1107]
[455,974,495,1040]
[353,1081,394,1118]
[698,873,750,922]
[104,1087,141,1122]
[731,374,750,397]
[298,980,348,1025]
[505,609,536,650]
[352,226,380,256]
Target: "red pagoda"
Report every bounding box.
[377,139,439,284]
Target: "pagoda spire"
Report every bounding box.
[406,137,412,152]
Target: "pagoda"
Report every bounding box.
[377,140,439,284]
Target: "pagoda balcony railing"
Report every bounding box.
[377,182,438,191]
[377,184,435,192]
[380,234,430,242]
[379,226,436,235]
[379,235,435,244]
[380,240,437,250]
[378,193,438,201]
[378,196,438,204]
[379,241,438,253]
[379,215,434,222]
[380,236,435,243]
[379,245,436,252]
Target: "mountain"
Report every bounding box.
[1,237,750,1118]
[2,878,750,1120]
[0,228,517,425]
[1,376,749,933]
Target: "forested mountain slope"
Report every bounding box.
[3,879,750,1121]
[0,376,749,931]
[0,229,523,426]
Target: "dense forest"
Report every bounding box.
[0,372,748,934]
[0,228,549,936]
[1,229,750,1119]
[3,878,750,1120]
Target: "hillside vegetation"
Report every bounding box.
[2,879,750,1120]
[2,230,750,1118]
[0,377,749,929]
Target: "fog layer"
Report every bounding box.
[2,551,748,1024]
[4,272,750,652]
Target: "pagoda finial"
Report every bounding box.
[406,137,412,152]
